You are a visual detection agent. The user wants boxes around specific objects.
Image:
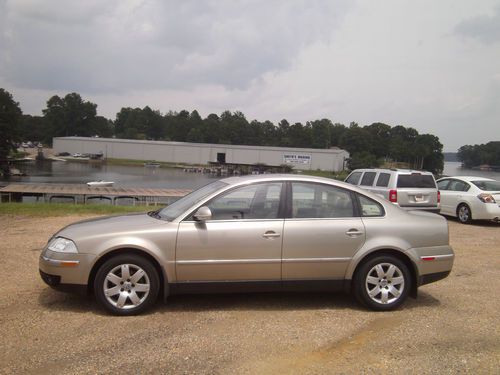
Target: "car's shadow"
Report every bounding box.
[443,215,500,227]
[38,288,441,316]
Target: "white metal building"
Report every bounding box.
[53,137,349,171]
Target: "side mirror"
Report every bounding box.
[193,206,212,222]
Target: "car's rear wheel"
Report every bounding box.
[457,204,472,224]
[94,254,159,315]
[354,255,410,311]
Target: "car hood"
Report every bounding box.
[54,212,168,241]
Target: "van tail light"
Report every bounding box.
[437,190,441,203]
[389,189,398,203]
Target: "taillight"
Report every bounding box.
[478,193,496,203]
[389,189,397,203]
[438,190,441,203]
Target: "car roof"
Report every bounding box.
[220,173,367,192]
[350,168,433,174]
[438,176,496,182]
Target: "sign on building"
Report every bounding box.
[283,154,311,165]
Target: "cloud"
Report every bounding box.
[0,0,351,93]
[454,5,500,44]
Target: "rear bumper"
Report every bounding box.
[406,245,454,284]
[399,205,441,214]
[471,203,500,221]
[419,270,451,286]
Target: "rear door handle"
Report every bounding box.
[345,229,364,237]
[262,231,281,239]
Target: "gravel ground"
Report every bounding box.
[0,214,498,374]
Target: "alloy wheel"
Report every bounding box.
[365,262,405,305]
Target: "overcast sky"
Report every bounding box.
[1,0,499,151]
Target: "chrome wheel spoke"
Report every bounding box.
[386,265,396,279]
[116,292,128,308]
[130,269,145,283]
[380,289,389,303]
[121,265,131,280]
[366,276,379,285]
[368,286,381,297]
[106,273,122,285]
[105,285,121,297]
[391,276,404,286]
[375,264,385,279]
[134,283,150,292]
[389,285,401,298]
[129,291,141,306]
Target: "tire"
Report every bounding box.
[353,255,411,311]
[94,254,159,316]
[457,204,472,224]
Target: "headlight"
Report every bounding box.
[48,237,78,253]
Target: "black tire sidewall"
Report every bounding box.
[94,254,160,316]
[354,255,411,311]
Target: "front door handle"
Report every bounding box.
[345,229,364,237]
[262,231,281,239]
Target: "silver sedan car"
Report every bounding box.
[39,175,454,315]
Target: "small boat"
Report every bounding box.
[144,161,161,167]
[87,180,114,187]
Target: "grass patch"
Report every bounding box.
[0,203,153,217]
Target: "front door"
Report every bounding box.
[176,182,284,282]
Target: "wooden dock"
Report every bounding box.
[0,184,192,205]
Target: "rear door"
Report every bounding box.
[282,182,365,281]
[396,173,438,209]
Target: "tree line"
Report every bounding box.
[457,142,500,168]
[1,89,444,173]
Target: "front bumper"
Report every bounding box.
[39,248,96,286]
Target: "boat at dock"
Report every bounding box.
[86,180,114,187]
[144,161,161,167]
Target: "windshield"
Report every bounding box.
[472,180,500,191]
[158,181,228,221]
[397,174,436,188]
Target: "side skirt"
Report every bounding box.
[169,279,349,295]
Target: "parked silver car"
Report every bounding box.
[345,168,440,213]
[39,175,454,315]
[437,176,500,223]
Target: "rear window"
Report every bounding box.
[472,180,500,191]
[397,174,436,188]
[376,173,390,187]
[346,172,362,185]
[360,172,376,186]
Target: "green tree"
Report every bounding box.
[42,93,98,143]
[0,88,22,174]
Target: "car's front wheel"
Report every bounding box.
[354,255,411,311]
[94,254,159,315]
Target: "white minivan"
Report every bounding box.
[345,169,440,213]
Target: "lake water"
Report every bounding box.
[2,161,217,189]
[442,162,500,179]
[2,161,499,190]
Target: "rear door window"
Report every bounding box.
[448,180,470,192]
[397,174,436,188]
[376,173,391,187]
[360,172,376,186]
[345,172,362,185]
[291,182,354,218]
[437,179,450,190]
